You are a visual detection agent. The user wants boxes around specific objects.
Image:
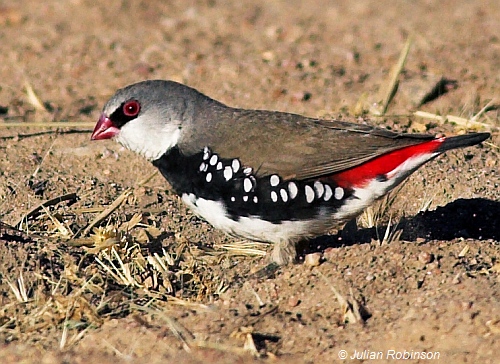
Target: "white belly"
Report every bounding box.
[182,193,330,244]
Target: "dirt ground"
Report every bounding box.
[1,0,499,363]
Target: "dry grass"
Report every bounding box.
[317,271,368,325]
[0,177,256,349]
[358,189,400,229]
[374,36,412,116]
[413,108,494,133]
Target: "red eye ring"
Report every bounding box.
[123,100,141,117]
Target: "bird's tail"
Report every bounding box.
[435,132,490,153]
[332,132,490,189]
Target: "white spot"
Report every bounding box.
[324,184,333,201]
[203,164,208,172]
[216,161,223,170]
[270,175,280,187]
[288,182,298,199]
[314,181,324,198]
[243,195,249,202]
[209,154,218,166]
[231,196,235,202]
[280,189,288,202]
[203,147,210,160]
[253,196,258,203]
[334,187,344,200]
[243,167,252,176]
[199,162,206,172]
[271,191,278,202]
[223,166,233,181]
[232,159,240,173]
[305,185,315,203]
[244,178,253,192]
[206,172,212,182]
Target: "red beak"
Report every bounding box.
[91,114,120,140]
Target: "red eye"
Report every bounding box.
[123,100,140,117]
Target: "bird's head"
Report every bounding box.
[91,80,194,161]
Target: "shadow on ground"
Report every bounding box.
[305,198,500,255]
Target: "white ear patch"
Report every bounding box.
[116,118,181,160]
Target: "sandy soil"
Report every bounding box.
[0,1,499,363]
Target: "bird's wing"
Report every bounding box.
[180,107,436,181]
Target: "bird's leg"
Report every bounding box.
[270,240,298,265]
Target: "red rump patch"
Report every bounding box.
[328,138,445,188]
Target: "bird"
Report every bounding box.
[91,80,490,265]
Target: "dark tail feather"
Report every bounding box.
[436,132,490,153]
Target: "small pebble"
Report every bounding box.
[461,301,473,311]
[304,252,321,267]
[288,296,300,307]
[485,157,496,167]
[261,50,275,62]
[418,252,434,264]
[323,247,337,261]
[133,62,154,77]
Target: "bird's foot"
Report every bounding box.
[270,241,297,265]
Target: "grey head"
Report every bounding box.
[91,80,221,160]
